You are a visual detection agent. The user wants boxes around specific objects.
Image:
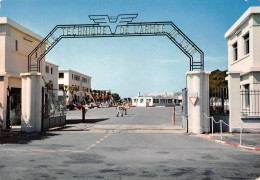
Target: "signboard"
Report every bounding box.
[28,14,204,72]
[189,93,198,106]
[189,97,198,106]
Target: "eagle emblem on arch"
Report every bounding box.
[89,14,138,34]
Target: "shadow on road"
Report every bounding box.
[66,118,110,124]
[0,132,60,145]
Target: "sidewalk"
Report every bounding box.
[206,133,260,151]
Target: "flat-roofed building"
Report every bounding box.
[225,7,260,131]
[132,92,182,107]
[0,17,46,129]
[58,69,91,103]
[44,61,59,90]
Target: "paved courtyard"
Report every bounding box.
[0,107,259,180]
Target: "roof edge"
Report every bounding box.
[0,17,44,41]
[58,69,92,78]
[225,7,260,39]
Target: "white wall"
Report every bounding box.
[132,96,153,106]
[0,18,45,130]
[187,71,210,133]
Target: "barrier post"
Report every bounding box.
[82,106,85,123]
[240,123,243,145]
[10,118,13,136]
[220,120,223,140]
[173,105,176,125]
[211,117,214,137]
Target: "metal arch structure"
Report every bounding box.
[28,14,204,72]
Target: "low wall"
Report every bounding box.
[212,115,229,132]
[42,115,66,130]
[182,115,188,132]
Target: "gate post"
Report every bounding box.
[186,71,210,133]
[20,73,43,132]
[226,72,241,132]
[0,75,9,130]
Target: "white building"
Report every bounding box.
[225,7,260,131]
[44,61,59,90]
[58,69,91,103]
[132,92,182,107]
[0,17,47,129]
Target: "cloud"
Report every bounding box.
[205,56,227,63]
[154,59,179,63]
[154,56,227,64]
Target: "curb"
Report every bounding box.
[205,134,260,151]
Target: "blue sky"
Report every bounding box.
[1,0,260,98]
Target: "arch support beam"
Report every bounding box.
[28,20,204,72]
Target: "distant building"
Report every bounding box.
[132,92,182,107]
[58,69,91,103]
[44,61,59,90]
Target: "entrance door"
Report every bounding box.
[6,88,11,129]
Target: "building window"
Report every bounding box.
[59,73,64,78]
[168,99,173,103]
[82,77,88,83]
[153,99,159,103]
[72,74,74,79]
[233,42,238,61]
[15,40,18,51]
[45,66,49,73]
[59,84,64,90]
[74,75,80,81]
[35,52,37,58]
[140,99,144,103]
[51,67,53,74]
[244,84,250,107]
[244,33,249,55]
[160,99,166,103]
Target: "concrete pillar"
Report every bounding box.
[227,71,241,132]
[20,73,43,132]
[0,75,9,130]
[186,71,210,133]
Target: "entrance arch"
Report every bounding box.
[28,14,204,72]
[22,14,209,133]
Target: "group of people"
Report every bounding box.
[116,101,130,117]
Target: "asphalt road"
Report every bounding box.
[0,107,259,180]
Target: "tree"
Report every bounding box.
[209,69,228,88]
[112,93,121,102]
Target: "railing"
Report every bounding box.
[241,90,260,117]
[204,113,229,140]
[204,113,260,146]
[42,87,67,130]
